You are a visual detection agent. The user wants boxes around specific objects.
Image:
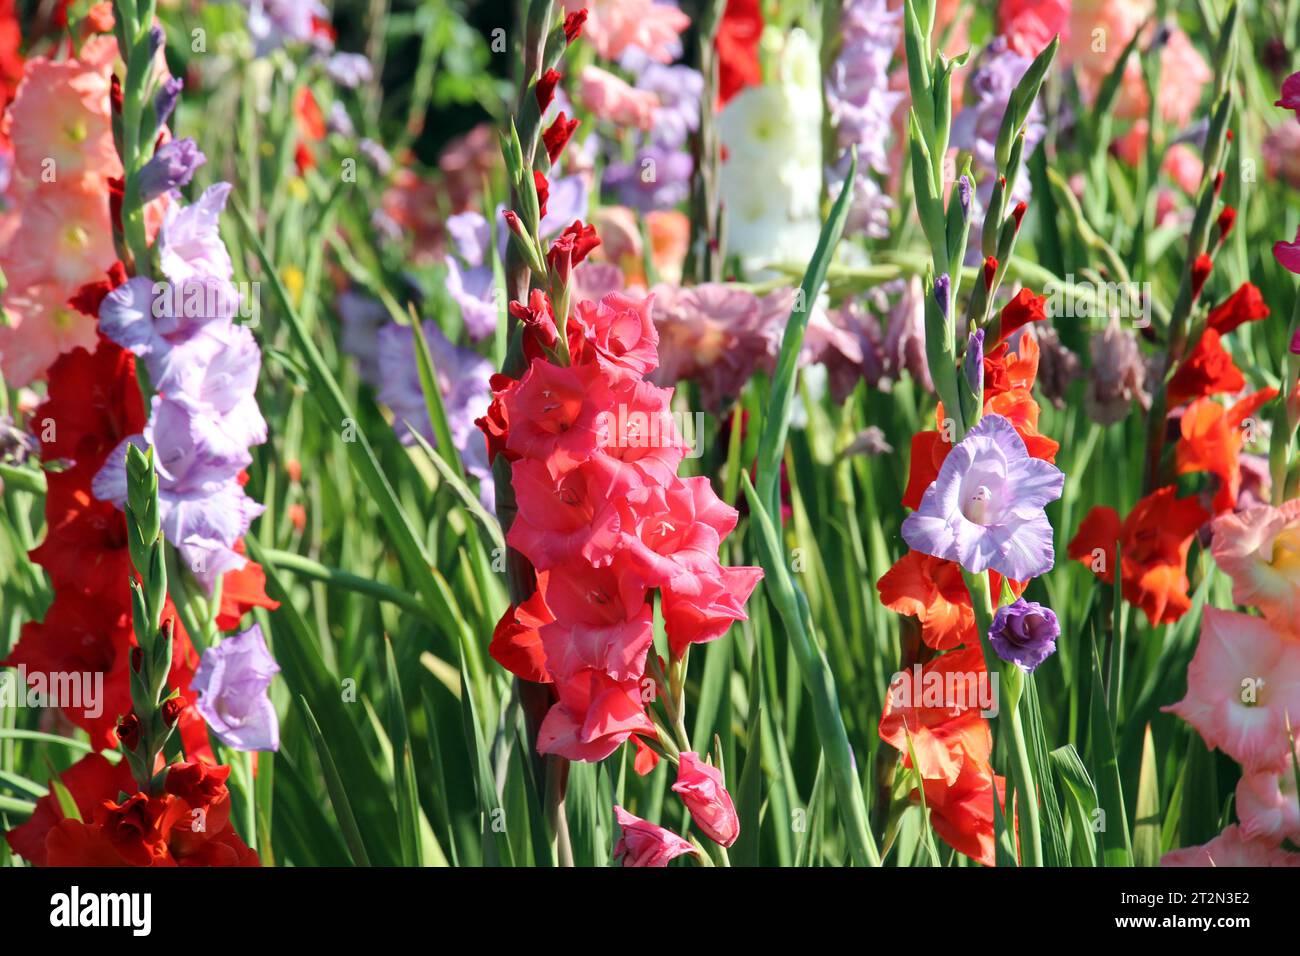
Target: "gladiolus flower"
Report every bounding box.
[1068,486,1209,626]
[1207,282,1269,336]
[1163,607,1300,772]
[612,805,696,866]
[672,752,740,847]
[1161,825,1300,867]
[902,414,1064,581]
[1210,500,1300,624]
[1166,328,1245,406]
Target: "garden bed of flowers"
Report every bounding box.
[1,0,1300,873]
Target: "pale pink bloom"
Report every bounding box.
[3,55,120,188]
[1161,824,1300,867]
[1112,28,1211,128]
[1163,607,1300,772]
[612,805,696,866]
[563,0,690,64]
[1210,501,1300,624]
[672,752,740,847]
[1236,749,1300,845]
[0,181,117,292]
[1065,0,1152,78]
[0,282,99,387]
[576,65,658,131]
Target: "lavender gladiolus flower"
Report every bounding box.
[603,145,693,211]
[989,599,1060,672]
[901,414,1064,580]
[951,36,1045,232]
[376,320,495,508]
[93,398,266,588]
[192,624,281,752]
[158,183,235,284]
[636,64,703,151]
[243,0,330,57]
[139,138,207,201]
[825,0,903,236]
[95,170,268,593]
[326,52,374,89]
[444,212,498,341]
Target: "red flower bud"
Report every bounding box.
[563,10,587,44]
[1012,201,1028,230]
[983,256,998,291]
[1216,205,1236,243]
[546,220,601,284]
[1190,253,1213,300]
[533,170,550,220]
[1213,171,1225,195]
[161,697,185,728]
[502,209,526,238]
[535,69,562,112]
[542,112,579,166]
[110,74,122,115]
[117,711,140,750]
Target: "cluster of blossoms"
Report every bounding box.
[0,11,127,385]
[481,278,761,767]
[8,755,257,866]
[3,6,277,868]
[1069,212,1266,624]
[1153,504,1300,865]
[718,28,825,270]
[481,264,755,861]
[824,0,902,238]
[877,290,1064,865]
[95,183,270,588]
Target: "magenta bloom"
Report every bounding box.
[1275,225,1300,275]
[612,806,696,867]
[901,414,1063,581]
[672,752,740,848]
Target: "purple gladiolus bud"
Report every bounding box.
[155,77,183,127]
[1291,327,1300,355]
[964,327,984,392]
[149,24,165,57]
[959,174,972,219]
[139,138,207,201]
[933,273,951,320]
[901,413,1064,580]
[989,598,1060,672]
[192,624,281,752]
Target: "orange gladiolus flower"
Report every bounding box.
[1067,486,1210,625]
[1176,389,1277,515]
